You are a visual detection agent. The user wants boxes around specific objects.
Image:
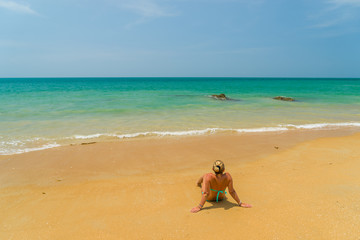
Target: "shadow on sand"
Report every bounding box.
[201,198,239,211]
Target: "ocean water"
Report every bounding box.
[1,77,360,155]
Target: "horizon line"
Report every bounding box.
[1,76,360,79]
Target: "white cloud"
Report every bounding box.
[115,0,177,28]
[308,0,360,29]
[329,0,360,6]
[0,40,26,47]
[0,1,37,14]
[122,0,176,17]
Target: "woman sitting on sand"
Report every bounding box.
[191,160,252,213]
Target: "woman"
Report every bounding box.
[191,160,252,213]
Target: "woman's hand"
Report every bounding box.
[190,206,201,213]
[239,202,252,208]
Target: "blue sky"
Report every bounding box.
[0,0,360,77]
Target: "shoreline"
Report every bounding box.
[1,129,360,239]
[2,122,360,156]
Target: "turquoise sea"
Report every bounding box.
[1,78,360,155]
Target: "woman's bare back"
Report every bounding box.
[199,172,231,201]
[191,160,251,213]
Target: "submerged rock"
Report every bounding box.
[211,93,229,100]
[273,96,295,101]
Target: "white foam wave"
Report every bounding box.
[235,127,289,133]
[116,128,220,138]
[281,122,360,129]
[2,122,359,155]
[72,133,112,139]
[0,143,61,155]
[115,132,151,138]
[67,122,360,140]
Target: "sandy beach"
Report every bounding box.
[1,129,360,239]
[2,0,360,238]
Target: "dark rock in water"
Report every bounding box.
[273,96,295,101]
[211,93,229,100]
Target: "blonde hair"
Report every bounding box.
[213,160,225,174]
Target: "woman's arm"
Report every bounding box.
[227,173,252,208]
[191,175,210,213]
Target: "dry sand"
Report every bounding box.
[1,130,360,239]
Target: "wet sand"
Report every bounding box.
[1,129,360,239]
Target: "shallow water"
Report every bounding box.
[1,77,360,154]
